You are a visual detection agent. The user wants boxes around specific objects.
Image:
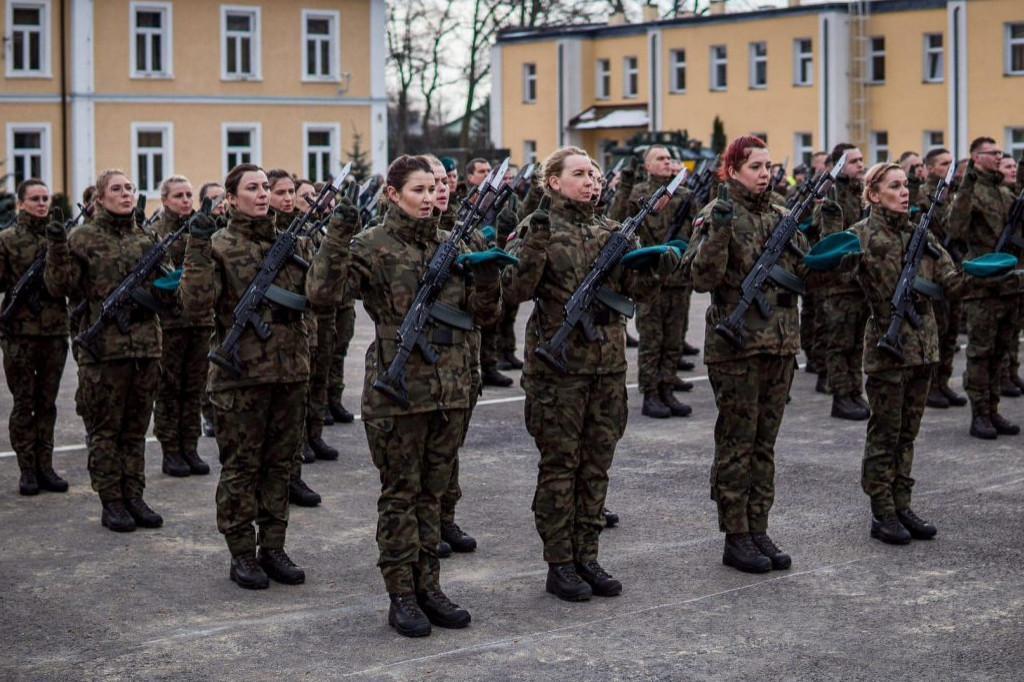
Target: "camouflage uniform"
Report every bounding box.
[341,206,500,594]
[686,180,806,534]
[178,208,347,556]
[0,211,70,477]
[45,207,164,502]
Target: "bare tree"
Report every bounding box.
[387,3,426,155]
[418,1,459,149]
[458,0,516,149]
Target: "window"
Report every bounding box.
[922,33,943,83]
[868,36,885,83]
[302,10,339,81]
[870,130,889,164]
[223,124,261,176]
[793,38,813,86]
[1007,23,1024,75]
[221,6,260,80]
[710,45,727,91]
[595,59,610,99]
[522,63,537,103]
[304,124,339,183]
[669,49,686,93]
[1007,128,1024,161]
[132,123,173,195]
[922,130,944,153]
[6,2,50,77]
[130,3,172,78]
[794,132,813,167]
[5,124,51,189]
[523,140,537,166]
[748,42,767,89]
[623,56,638,98]
[751,132,768,145]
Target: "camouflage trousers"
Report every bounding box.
[822,292,869,396]
[800,292,826,373]
[679,284,693,341]
[364,409,468,594]
[480,322,501,372]
[77,358,159,502]
[1,335,68,473]
[707,355,795,534]
[638,286,687,394]
[306,310,337,440]
[931,298,962,387]
[210,382,305,556]
[497,301,520,357]
[524,372,627,564]
[327,305,356,404]
[964,296,1020,417]
[440,334,482,524]
[153,326,211,455]
[1000,300,1023,381]
[862,365,931,516]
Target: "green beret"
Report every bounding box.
[619,244,680,270]
[440,157,457,172]
[962,252,1018,278]
[665,239,689,252]
[154,268,183,291]
[479,225,496,241]
[457,247,519,267]
[803,231,861,271]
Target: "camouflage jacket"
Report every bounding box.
[342,205,501,419]
[148,209,212,329]
[621,175,693,288]
[0,211,68,337]
[178,208,347,390]
[44,207,163,363]
[503,192,660,378]
[948,168,1021,296]
[811,174,863,296]
[687,179,806,363]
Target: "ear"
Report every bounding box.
[386,185,401,204]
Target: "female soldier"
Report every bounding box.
[178,163,350,588]
[150,175,212,478]
[197,181,226,440]
[45,169,164,532]
[341,155,500,637]
[0,179,70,495]
[267,169,297,228]
[687,136,805,573]
[502,147,677,601]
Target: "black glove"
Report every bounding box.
[189,212,218,239]
[836,251,861,274]
[327,199,360,241]
[710,185,733,229]
[620,156,640,183]
[656,248,681,277]
[960,158,978,190]
[46,220,67,242]
[527,195,551,245]
[497,195,519,230]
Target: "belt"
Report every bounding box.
[712,290,797,308]
[376,323,465,346]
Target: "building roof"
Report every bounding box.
[568,103,649,130]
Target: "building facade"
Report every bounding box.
[1,0,388,202]
[491,0,1024,168]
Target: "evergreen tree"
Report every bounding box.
[347,130,372,181]
[711,116,727,154]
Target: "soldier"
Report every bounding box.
[686,136,807,574]
[149,175,212,478]
[338,155,499,636]
[322,185,357,427]
[0,179,70,495]
[197,181,226,439]
[949,138,1023,438]
[997,155,1024,397]
[45,169,164,532]
[800,151,830,379]
[178,163,349,589]
[503,147,678,601]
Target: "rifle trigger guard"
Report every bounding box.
[249,312,272,341]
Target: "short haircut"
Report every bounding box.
[830,143,857,166]
[969,136,996,153]
[465,157,489,176]
[923,148,951,166]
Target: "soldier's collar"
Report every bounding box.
[94,206,136,234]
[980,168,1006,186]
[872,205,911,231]
[16,210,49,233]
[727,179,771,211]
[547,192,595,223]
[386,205,438,243]
[227,210,276,242]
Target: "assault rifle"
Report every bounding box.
[877,163,956,362]
[536,167,688,374]
[358,177,384,227]
[785,169,822,210]
[480,162,534,228]
[74,196,216,361]
[372,159,509,408]
[771,157,789,193]
[994,185,1024,253]
[208,164,351,376]
[596,158,627,209]
[715,154,847,350]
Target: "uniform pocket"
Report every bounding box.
[364,416,394,470]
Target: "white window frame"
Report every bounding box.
[1006,127,1024,161]
[523,140,537,166]
[5,123,52,191]
[922,32,943,83]
[222,123,262,178]
[793,38,813,86]
[669,48,686,94]
[303,123,340,184]
[595,59,611,100]
[748,41,767,89]
[131,122,174,197]
[622,56,638,99]
[1006,23,1024,76]
[794,132,813,167]
[522,63,537,103]
[129,2,173,79]
[710,45,727,91]
[922,130,944,153]
[5,1,52,78]
[220,5,261,81]
[301,9,340,82]
[870,130,889,164]
[868,35,886,84]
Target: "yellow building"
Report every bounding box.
[491,0,1024,168]
[1,0,387,202]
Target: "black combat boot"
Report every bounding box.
[162,451,190,477]
[969,415,998,440]
[124,497,163,528]
[308,436,339,461]
[991,413,1020,435]
[201,414,216,438]
[101,501,137,532]
[626,331,639,348]
[682,339,700,356]
[642,392,671,419]
[482,367,513,387]
[677,357,696,372]
[939,384,967,407]
[851,393,871,413]
[181,450,210,475]
[926,387,950,409]
[417,589,472,628]
[722,533,772,573]
[329,400,355,424]
[230,551,270,590]
[388,593,431,637]
[750,531,792,570]
[545,562,593,602]
[504,351,524,370]
[870,513,911,545]
[1000,376,1022,398]
[575,559,623,596]
[257,547,305,584]
[660,387,693,417]
[831,394,869,421]
[440,521,477,552]
[815,372,829,394]
[37,468,69,493]
[671,375,694,392]
[19,470,40,496]
[288,477,322,506]
[1013,373,1024,392]
[438,540,452,558]
[896,508,937,540]
[301,442,316,464]
[323,406,334,426]
[602,507,619,528]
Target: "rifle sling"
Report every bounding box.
[265,284,308,312]
[912,276,945,301]
[713,289,797,309]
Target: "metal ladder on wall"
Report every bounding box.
[848,0,871,152]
